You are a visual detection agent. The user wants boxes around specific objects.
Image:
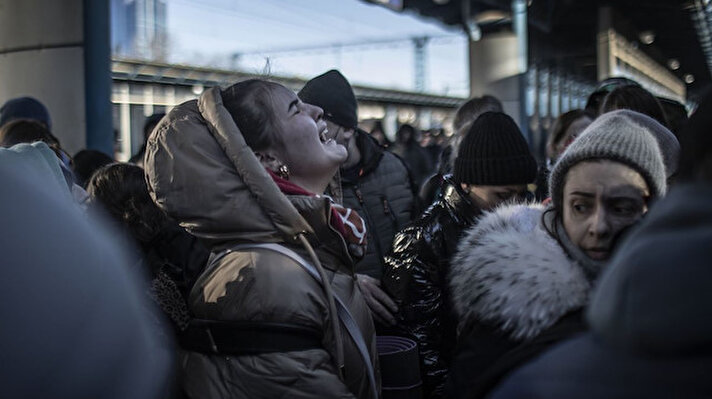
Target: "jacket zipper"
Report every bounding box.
[354,186,387,269]
[381,196,398,230]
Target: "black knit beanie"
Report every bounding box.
[454,112,537,185]
[298,70,358,129]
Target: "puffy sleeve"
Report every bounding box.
[382,224,450,397]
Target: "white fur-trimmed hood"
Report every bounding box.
[449,203,591,341]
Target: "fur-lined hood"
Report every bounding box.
[450,203,591,341]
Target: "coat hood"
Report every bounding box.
[450,203,591,341]
[144,87,314,246]
[587,183,712,356]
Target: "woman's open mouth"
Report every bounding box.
[319,128,333,144]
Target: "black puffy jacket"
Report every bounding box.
[330,130,416,279]
[382,177,481,398]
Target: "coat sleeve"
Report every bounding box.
[382,225,449,397]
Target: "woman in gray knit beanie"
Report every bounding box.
[545,109,667,273]
[445,109,668,399]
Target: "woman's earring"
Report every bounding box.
[278,164,290,179]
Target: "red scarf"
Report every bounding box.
[267,170,367,250]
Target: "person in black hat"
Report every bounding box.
[420,95,503,210]
[382,112,537,398]
[299,70,417,327]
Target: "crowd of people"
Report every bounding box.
[1,69,711,399]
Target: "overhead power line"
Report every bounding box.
[232,34,462,57]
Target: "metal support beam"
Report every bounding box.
[84,0,113,155]
[512,0,530,144]
[413,36,429,92]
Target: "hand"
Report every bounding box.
[356,274,398,326]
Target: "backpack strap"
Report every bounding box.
[211,242,378,398]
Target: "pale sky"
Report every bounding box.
[165,0,469,97]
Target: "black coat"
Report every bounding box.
[382,177,481,398]
[446,202,594,399]
[143,220,209,298]
[445,312,585,399]
[489,183,712,399]
[391,141,434,189]
[142,220,210,334]
[330,131,417,279]
[419,145,454,209]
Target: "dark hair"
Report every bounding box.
[222,79,284,152]
[546,109,589,161]
[0,118,59,148]
[142,113,165,142]
[72,149,114,188]
[584,90,607,118]
[87,163,169,247]
[396,124,418,144]
[453,95,504,134]
[0,118,67,162]
[657,97,688,138]
[585,77,643,118]
[369,120,391,147]
[678,89,712,182]
[600,85,668,128]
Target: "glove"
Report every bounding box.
[356,273,398,326]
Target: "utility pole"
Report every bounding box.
[413,36,430,92]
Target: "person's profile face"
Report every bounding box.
[267,86,347,178]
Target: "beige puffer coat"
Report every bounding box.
[144,87,379,398]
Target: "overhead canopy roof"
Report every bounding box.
[111,58,464,109]
[367,0,711,100]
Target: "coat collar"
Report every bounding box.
[286,194,355,272]
[542,209,606,282]
[450,203,592,341]
[340,130,385,184]
[440,175,482,226]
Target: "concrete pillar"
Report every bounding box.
[418,108,433,130]
[0,0,112,155]
[468,0,529,142]
[469,33,524,122]
[118,82,131,162]
[384,105,398,142]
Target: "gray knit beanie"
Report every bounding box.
[549,109,667,209]
[614,109,679,178]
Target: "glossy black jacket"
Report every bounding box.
[382,177,481,398]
